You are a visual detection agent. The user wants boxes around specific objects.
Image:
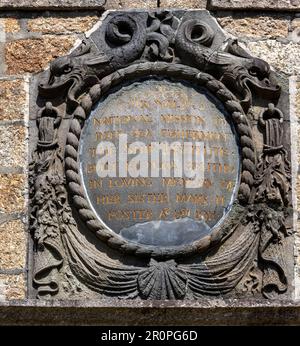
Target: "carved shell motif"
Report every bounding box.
[137,259,187,299]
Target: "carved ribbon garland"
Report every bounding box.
[30,103,64,296]
[254,104,292,298]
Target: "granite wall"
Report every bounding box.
[0,0,299,322]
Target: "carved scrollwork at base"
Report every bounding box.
[30,10,294,300]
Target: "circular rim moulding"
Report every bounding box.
[64,61,256,259]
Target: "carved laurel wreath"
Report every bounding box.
[64,61,256,259]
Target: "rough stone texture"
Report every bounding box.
[0,174,26,214]
[0,275,25,300]
[160,0,207,8]
[210,0,300,11]
[0,220,26,270]
[0,19,21,34]
[27,16,99,34]
[105,0,158,9]
[5,35,77,75]
[1,299,300,325]
[291,77,300,298]
[0,79,26,121]
[247,41,300,75]
[217,14,290,39]
[0,126,26,168]
[291,18,300,30]
[0,0,105,10]
[295,79,300,162]
[296,79,300,249]
[289,18,300,43]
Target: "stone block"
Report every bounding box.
[0,220,26,270]
[291,18,300,30]
[27,16,99,34]
[217,13,290,39]
[160,0,207,8]
[0,0,105,10]
[289,18,300,43]
[246,40,300,75]
[296,80,300,121]
[105,0,157,9]
[0,18,21,34]
[0,79,26,122]
[210,0,300,11]
[0,125,26,168]
[0,174,26,214]
[294,79,300,281]
[5,35,77,75]
[296,80,300,212]
[0,274,25,300]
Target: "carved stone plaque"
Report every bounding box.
[80,79,239,246]
[30,9,294,300]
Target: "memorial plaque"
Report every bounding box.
[31,10,294,301]
[80,80,239,246]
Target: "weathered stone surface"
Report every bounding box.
[160,0,207,8]
[0,275,25,300]
[289,18,300,43]
[105,0,157,9]
[0,18,20,33]
[292,78,300,296]
[0,125,26,168]
[5,35,77,74]
[217,14,290,39]
[296,80,300,121]
[0,174,26,214]
[296,79,300,213]
[1,299,300,325]
[0,79,26,121]
[27,16,99,34]
[246,40,300,75]
[291,18,300,30]
[0,220,26,270]
[0,0,105,10]
[210,0,300,11]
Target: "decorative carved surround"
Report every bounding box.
[30,10,294,300]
